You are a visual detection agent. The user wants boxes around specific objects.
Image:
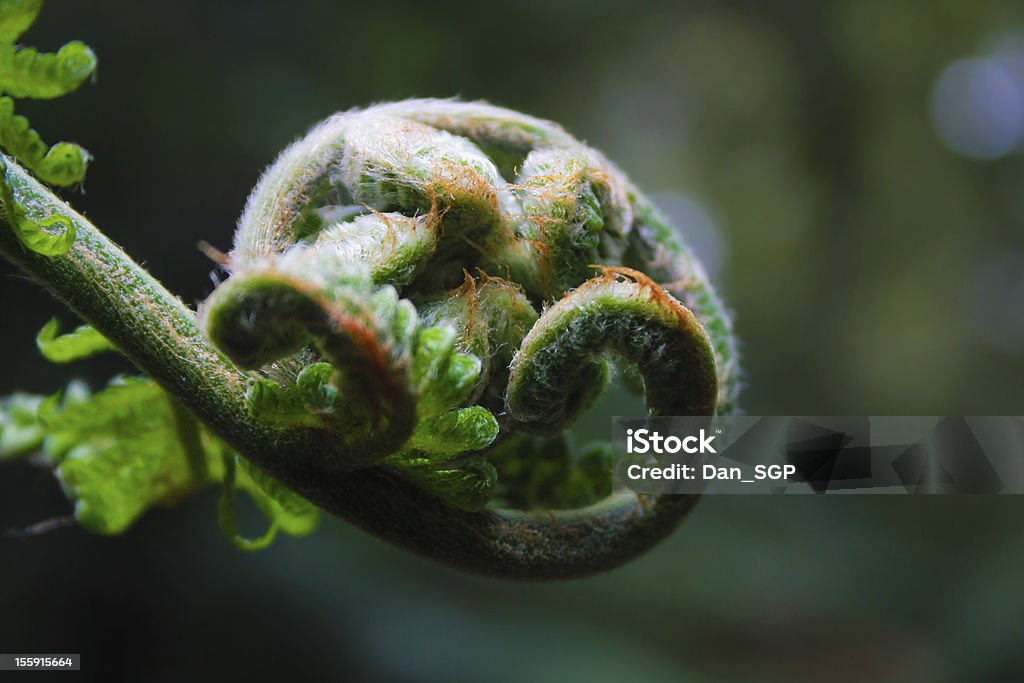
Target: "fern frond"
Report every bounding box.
[0,0,95,186]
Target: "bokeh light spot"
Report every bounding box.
[931,57,1024,160]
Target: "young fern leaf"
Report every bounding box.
[0,155,75,253]
[241,363,341,430]
[384,326,500,510]
[4,375,318,545]
[200,254,422,467]
[0,41,96,99]
[0,0,96,186]
[0,100,90,186]
[417,272,539,411]
[42,377,213,534]
[36,317,119,362]
[403,405,498,456]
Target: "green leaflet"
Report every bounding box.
[245,378,323,429]
[294,362,338,409]
[367,324,501,506]
[0,155,76,254]
[405,406,498,457]
[3,375,318,546]
[410,325,485,417]
[36,317,118,362]
[385,338,499,511]
[45,377,212,534]
[244,362,341,429]
[0,99,90,186]
[0,1,95,186]
[418,275,538,412]
[0,42,97,99]
[384,402,499,510]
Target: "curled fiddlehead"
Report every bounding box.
[0,0,739,580]
[190,99,739,575]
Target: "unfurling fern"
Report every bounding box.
[0,1,738,579]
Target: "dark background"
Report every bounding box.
[3,1,1024,681]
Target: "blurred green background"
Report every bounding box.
[3,1,1024,681]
